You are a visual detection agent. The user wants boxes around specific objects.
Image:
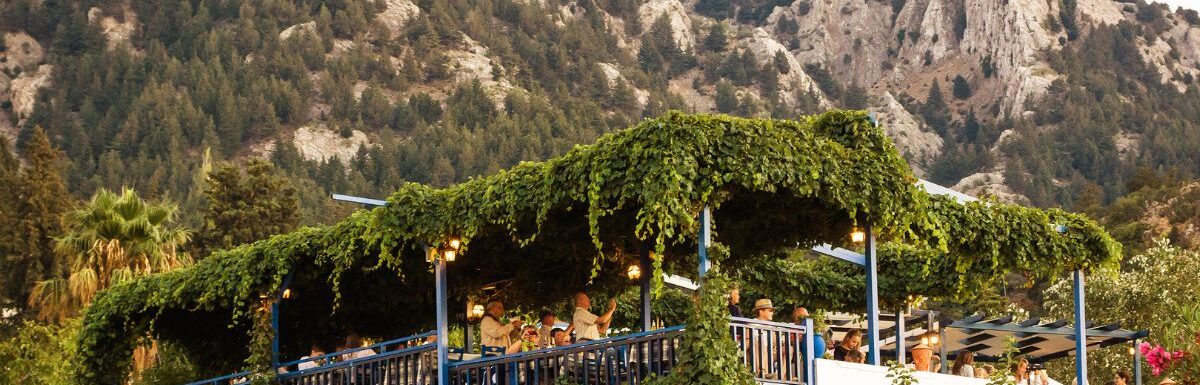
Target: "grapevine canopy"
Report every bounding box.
[76,111,1119,384]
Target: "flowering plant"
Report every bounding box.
[1139,342,1186,376]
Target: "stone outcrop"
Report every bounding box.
[638,0,696,50]
[10,64,53,123]
[870,91,943,176]
[376,0,421,32]
[292,124,372,163]
[87,7,137,50]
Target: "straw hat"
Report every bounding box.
[911,343,932,352]
[752,299,776,312]
[1158,379,1177,385]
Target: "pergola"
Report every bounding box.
[76,111,1122,385]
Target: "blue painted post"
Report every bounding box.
[1133,339,1142,385]
[271,301,280,367]
[436,257,449,385]
[865,222,881,366]
[640,243,652,332]
[804,318,816,385]
[939,326,948,374]
[1073,269,1088,385]
[896,307,906,365]
[698,206,712,279]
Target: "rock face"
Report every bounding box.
[870,91,942,176]
[292,124,372,163]
[87,7,137,50]
[376,0,421,32]
[638,0,696,50]
[10,64,53,123]
[1,32,44,72]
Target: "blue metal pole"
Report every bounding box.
[1133,339,1142,385]
[698,206,712,279]
[640,243,652,332]
[1074,269,1088,385]
[865,222,881,366]
[271,301,280,367]
[436,257,449,385]
[804,318,816,385]
[896,307,906,365]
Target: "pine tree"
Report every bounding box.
[923,80,950,135]
[200,159,299,254]
[952,75,972,99]
[715,80,738,114]
[0,127,69,316]
[703,22,728,52]
[0,136,20,309]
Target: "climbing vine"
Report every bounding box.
[75,110,1120,384]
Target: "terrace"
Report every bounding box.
[75,111,1127,385]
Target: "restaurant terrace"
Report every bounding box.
[75,111,1127,385]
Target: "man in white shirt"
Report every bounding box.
[480,300,523,351]
[572,292,616,341]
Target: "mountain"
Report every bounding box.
[2,0,1200,227]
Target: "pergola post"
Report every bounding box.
[1073,269,1088,385]
[896,306,906,365]
[803,317,816,385]
[938,326,948,374]
[698,206,712,279]
[640,242,653,332]
[865,222,881,365]
[1133,338,1142,385]
[271,301,280,366]
[436,257,449,385]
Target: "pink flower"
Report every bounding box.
[1138,342,1186,376]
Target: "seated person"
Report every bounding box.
[481,300,524,352]
[834,330,862,361]
[845,349,865,364]
[537,311,560,348]
[297,344,326,370]
[340,333,376,361]
[506,325,541,354]
[551,327,571,347]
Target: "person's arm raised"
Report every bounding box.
[596,299,617,325]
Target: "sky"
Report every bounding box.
[1153,0,1199,11]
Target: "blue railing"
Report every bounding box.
[185,318,815,385]
[446,325,685,385]
[278,342,435,385]
[183,370,254,385]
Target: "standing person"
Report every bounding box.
[481,300,523,353]
[729,287,743,317]
[751,299,779,379]
[572,292,616,342]
[834,329,862,361]
[953,350,976,377]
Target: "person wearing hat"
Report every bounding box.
[909,343,934,372]
[750,299,779,379]
[1158,379,1177,385]
[753,299,776,321]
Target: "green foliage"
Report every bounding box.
[1157,303,1200,381]
[704,22,729,52]
[0,319,79,385]
[645,266,756,385]
[923,80,949,135]
[886,360,918,385]
[30,188,192,322]
[694,0,732,20]
[131,342,199,385]
[200,159,299,254]
[0,127,69,317]
[1045,239,1200,382]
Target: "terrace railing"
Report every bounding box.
[446,325,684,385]
[185,317,815,385]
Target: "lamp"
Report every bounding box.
[427,236,463,262]
[850,227,866,243]
[627,265,642,280]
[282,288,292,299]
[471,304,485,321]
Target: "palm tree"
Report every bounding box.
[30,188,192,322]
